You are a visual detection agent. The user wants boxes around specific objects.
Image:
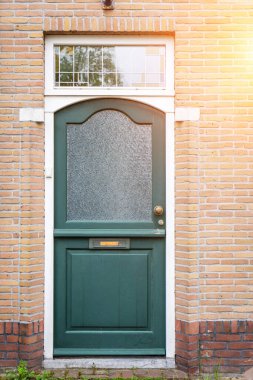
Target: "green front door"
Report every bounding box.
[54,98,166,356]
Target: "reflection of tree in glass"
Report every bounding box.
[88,47,102,86]
[117,73,123,87]
[73,46,88,86]
[59,46,74,84]
[60,46,73,72]
[103,48,114,71]
[103,47,123,86]
[59,45,123,87]
[74,46,88,72]
[89,47,102,72]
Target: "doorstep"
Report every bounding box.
[43,360,187,379]
[43,357,175,370]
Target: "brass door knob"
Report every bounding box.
[154,205,164,216]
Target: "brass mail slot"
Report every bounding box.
[100,241,119,247]
[89,238,130,249]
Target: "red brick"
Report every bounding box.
[223,321,231,333]
[5,322,12,334]
[19,348,43,360]
[33,321,39,334]
[188,335,199,343]
[6,351,19,359]
[19,334,42,344]
[216,334,241,342]
[207,321,215,333]
[231,321,238,333]
[176,332,186,342]
[201,342,227,350]
[201,358,225,366]
[176,340,189,351]
[187,349,199,359]
[218,366,239,374]
[228,342,253,350]
[199,321,206,334]
[7,335,18,343]
[19,324,27,336]
[0,360,18,367]
[224,358,253,366]
[180,321,186,334]
[243,351,253,358]
[19,341,43,353]
[186,321,199,335]
[39,320,43,333]
[175,319,181,332]
[214,350,241,358]
[0,324,4,334]
[243,334,253,341]
[238,321,247,333]
[215,321,223,333]
[0,343,18,351]
[13,323,19,335]
[247,321,253,333]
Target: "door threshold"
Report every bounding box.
[43,357,175,369]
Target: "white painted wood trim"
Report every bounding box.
[165,113,175,358]
[44,112,54,359]
[44,100,175,360]
[45,35,174,97]
[45,96,174,113]
[44,34,175,363]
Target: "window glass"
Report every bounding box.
[54,45,165,88]
[67,110,152,221]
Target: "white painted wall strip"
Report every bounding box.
[19,108,44,122]
[175,107,200,122]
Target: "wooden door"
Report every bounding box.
[54,98,166,356]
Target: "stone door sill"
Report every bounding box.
[43,357,175,369]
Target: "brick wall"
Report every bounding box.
[0,0,44,325]
[0,322,44,369]
[176,320,253,374]
[1,0,253,373]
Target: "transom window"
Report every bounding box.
[45,36,173,95]
[54,45,166,88]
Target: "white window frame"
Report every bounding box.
[45,35,174,97]
[44,34,175,366]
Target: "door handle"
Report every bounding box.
[154,205,164,216]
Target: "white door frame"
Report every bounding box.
[44,95,175,361]
[44,35,175,363]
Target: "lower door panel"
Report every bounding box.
[54,237,165,355]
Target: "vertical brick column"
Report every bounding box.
[0,322,44,369]
[176,320,200,374]
[0,0,44,367]
[0,323,20,368]
[19,321,44,369]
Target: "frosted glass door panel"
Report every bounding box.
[67,110,152,222]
